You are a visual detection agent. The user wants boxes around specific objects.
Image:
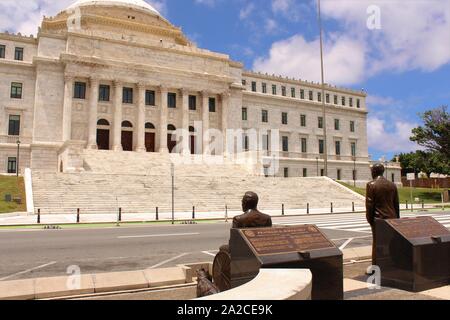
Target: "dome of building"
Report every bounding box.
[66,0,161,16]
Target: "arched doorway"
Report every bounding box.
[167,124,177,153]
[97,119,110,150]
[145,122,156,152]
[189,126,196,155]
[121,121,134,151]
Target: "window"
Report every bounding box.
[300,114,306,127]
[318,92,322,102]
[145,90,155,106]
[391,173,395,183]
[351,142,356,157]
[284,168,289,178]
[8,115,20,136]
[281,86,286,96]
[303,168,307,177]
[251,81,257,92]
[350,121,355,133]
[262,83,267,94]
[189,95,197,110]
[0,45,5,59]
[334,95,338,105]
[342,97,346,106]
[168,92,177,108]
[272,85,277,95]
[282,136,289,152]
[242,107,248,121]
[319,139,324,154]
[122,121,133,128]
[10,82,22,99]
[209,98,216,112]
[337,169,342,180]
[326,94,330,103]
[321,169,324,177]
[74,82,86,99]
[243,134,249,151]
[335,119,340,130]
[318,117,324,129]
[242,79,246,86]
[335,141,341,155]
[309,91,313,101]
[99,85,110,102]
[282,112,288,125]
[262,110,268,123]
[14,47,23,61]
[349,97,353,107]
[300,89,305,99]
[357,99,361,108]
[301,138,307,153]
[7,157,17,174]
[291,88,296,98]
[123,87,133,104]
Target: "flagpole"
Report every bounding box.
[318,0,328,176]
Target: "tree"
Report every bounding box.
[394,151,450,176]
[410,106,450,159]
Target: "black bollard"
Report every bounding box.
[352,202,355,212]
[406,201,408,210]
[37,209,41,224]
[192,206,195,220]
[77,208,80,223]
[225,205,228,222]
[118,208,122,222]
[156,207,159,221]
[422,200,425,209]
[331,203,333,213]
[307,203,310,215]
[282,204,285,216]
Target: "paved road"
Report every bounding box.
[0,211,448,281]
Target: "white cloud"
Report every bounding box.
[194,0,217,7]
[253,34,366,86]
[271,0,304,22]
[239,3,255,20]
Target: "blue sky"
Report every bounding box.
[1,0,449,161]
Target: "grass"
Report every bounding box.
[0,176,26,213]
[339,182,446,204]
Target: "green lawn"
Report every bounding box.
[339,182,446,204]
[0,176,26,213]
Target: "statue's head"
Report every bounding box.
[242,192,259,212]
[371,163,385,179]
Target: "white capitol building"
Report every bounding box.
[0,0,401,214]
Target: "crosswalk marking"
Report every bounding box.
[273,212,450,233]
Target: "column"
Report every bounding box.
[221,91,230,157]
[112,81,123,151]
[159,86,168,153]
[136,83,146,152]
[201,91,210,155]
[62,76,74,142]
[181,88,190,155]
[87,77,99,149]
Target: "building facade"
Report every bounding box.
[0,0,401,184]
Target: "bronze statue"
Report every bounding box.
[211,192,273,293]
[196,268,219,298]
[366,164,400,265]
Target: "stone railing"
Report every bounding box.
[197,269,312,300]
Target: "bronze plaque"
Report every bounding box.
[241,225,334,256]
[388,217,450,239]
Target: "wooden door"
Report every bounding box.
[145,132,155,152]
[121,131,133,151]
[97,129,110,150]
[167,134,177,153]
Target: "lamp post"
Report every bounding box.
[16,140,21,178]
[318,0,328,177]
[171,163,175,225]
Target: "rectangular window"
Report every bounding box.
[99,85,110,102]
[391,173,395,183]
[337,169,342,180]
[326,94,330,103]
[10,82,22,99]
[300,89,305,99]
[301,138,307,153]
[303,168,307,177]
[350,121,355,132]
[251,81,257,92]
[7,157,17,174]
[284,168,289,178]
[281,86,286,96]
[262,83,267,94]
[272,85,277,95]
[122,87,133,104]
[0,45,5,59]
[168,92,177,108]
[351,142,356,157]
[189,95,197,110]
[262,110,268,123]
[209,98,216,112]
[342,96,346,106]
[291,88,296,98]
[319,139,324,154]
[318,92,322,102]
[318,117,324,129]
[8,115,20,136]
[335,141,341,155]
[282,112,288,125]
[145,90,155,106]
[349,97,353,107]
[321,169,324,177]
[334,95,338,105]
[335,119,340,130]
[282,136,289,152]
[300,114,306,127]
[74,82,86,99]
[242,107,248,121]
[14,47,23,61]
[357,99,361,108]
[309,91,313,101]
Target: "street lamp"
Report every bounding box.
[16,140,21,178]
[318,0,328,177]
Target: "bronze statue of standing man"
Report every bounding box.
[366,164,400,265]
